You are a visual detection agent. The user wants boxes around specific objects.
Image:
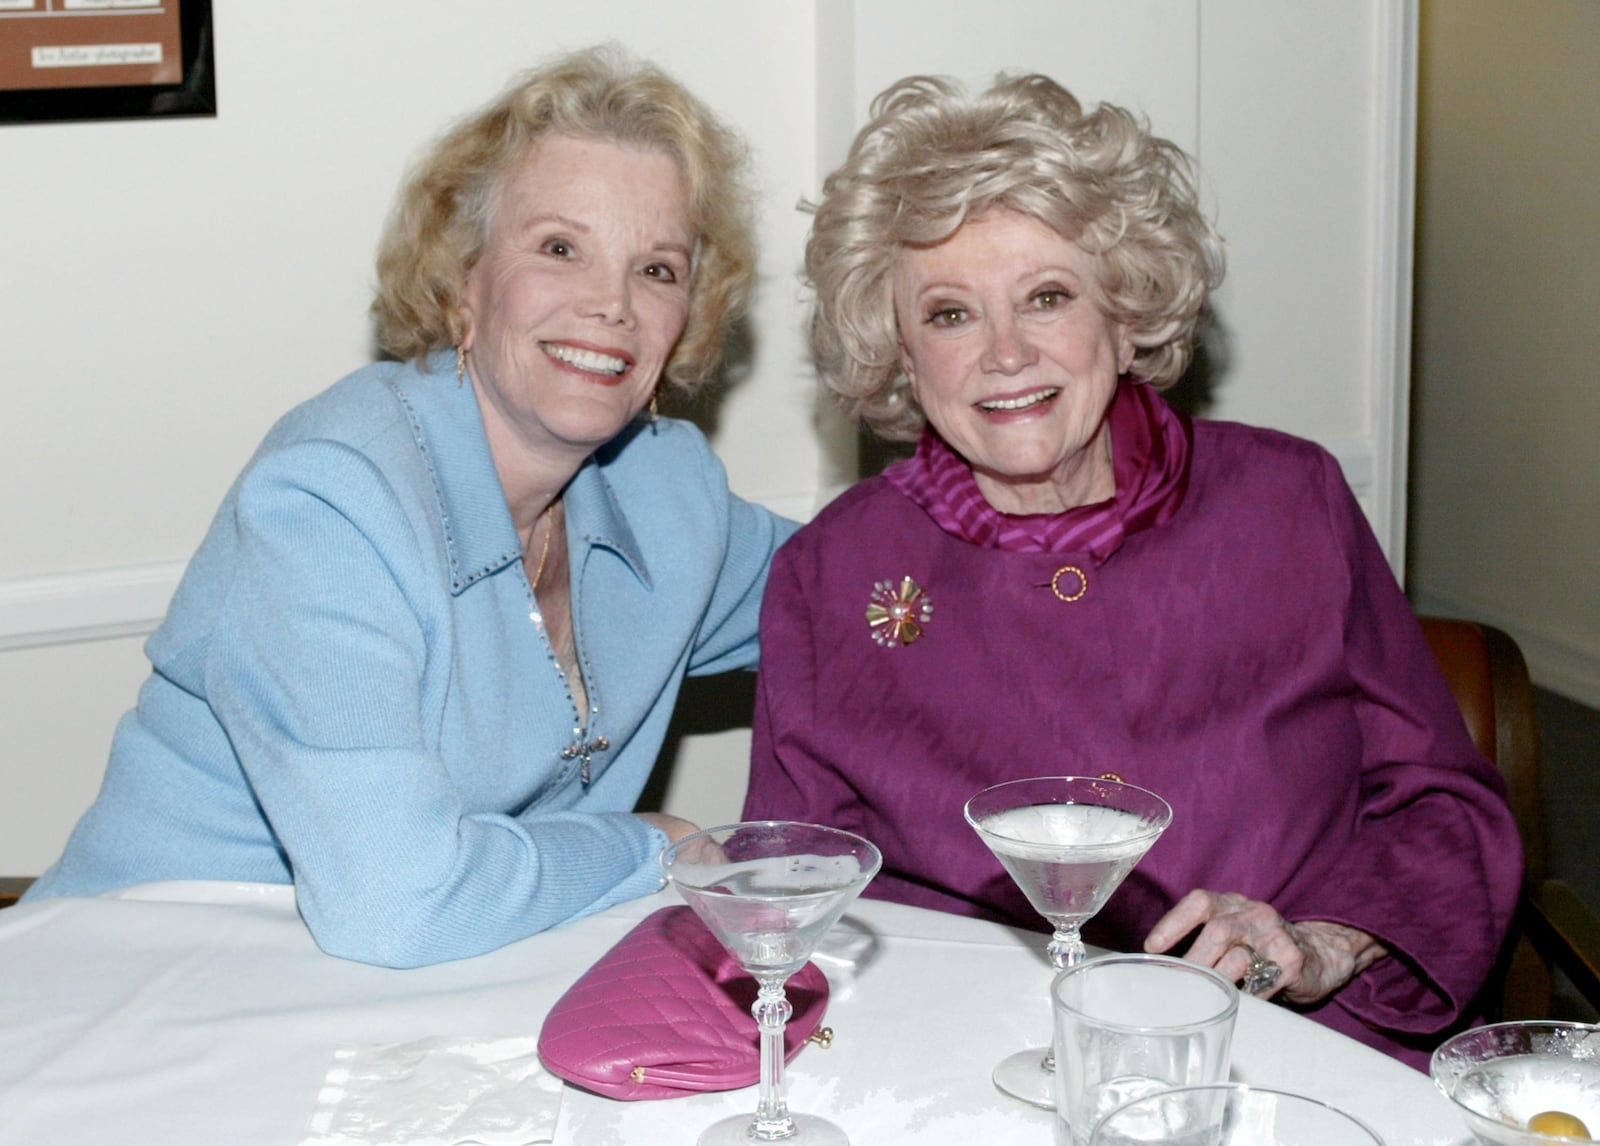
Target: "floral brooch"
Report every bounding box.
[866,576,933,648]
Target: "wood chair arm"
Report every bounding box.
[0,876,36,909]
[1525,878,1600,1012]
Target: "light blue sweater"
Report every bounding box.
[28,353,797,966]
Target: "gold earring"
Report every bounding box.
[649,390,659,422]
[456,345,467,386]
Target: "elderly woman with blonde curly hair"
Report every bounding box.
[26,48,796,967]
[743,72,1520,1069]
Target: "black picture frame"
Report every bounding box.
[0,0,214,125]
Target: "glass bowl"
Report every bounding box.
[1086,1083,1382,1145]
[1431,1021,1600,1144]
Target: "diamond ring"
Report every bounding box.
[1241,946,1282,995]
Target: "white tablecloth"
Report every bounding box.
[0,881,1469,1145]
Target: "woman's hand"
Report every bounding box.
[1142,889,1387,1005]
[637,812,702,846]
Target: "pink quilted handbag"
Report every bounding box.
[537,905,830,1099]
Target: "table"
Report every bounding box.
[0,881,1470,1145]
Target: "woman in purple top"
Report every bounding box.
[742,72,1522,1067]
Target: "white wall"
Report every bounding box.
[0,0,1414,873]
[1410,0,1600,708]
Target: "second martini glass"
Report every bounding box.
[965,775,1173,1109]
[662,821,882,1146]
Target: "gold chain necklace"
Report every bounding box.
[528,503,555,592]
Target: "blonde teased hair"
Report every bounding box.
[807,73,1226,440]
[373,46,756,391]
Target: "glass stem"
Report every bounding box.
[750,975,796,1141]
[1047,920,1086,970]
[1041,920,1085,1075]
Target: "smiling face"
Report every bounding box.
[893,210,1135,515]
[460,135,694,480]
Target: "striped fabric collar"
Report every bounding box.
[883,379,1192,563]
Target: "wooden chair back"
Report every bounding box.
[1419,614,1600,1019]
[1418,615,1548,1017]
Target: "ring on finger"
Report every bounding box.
[1240,945,1281,995]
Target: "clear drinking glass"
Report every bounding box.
[1087,1083,1385,1146]
[964,776,1172,1109]
[661,821,882,1146]
[1052,954,1238,1144]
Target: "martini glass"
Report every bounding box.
[965,776,1172,1109]
[661,821,882,1146]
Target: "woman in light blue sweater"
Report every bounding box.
[25,48,796,966]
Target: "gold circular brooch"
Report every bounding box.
[1050,565,1088,603]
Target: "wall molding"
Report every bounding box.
[0,560,185,652]
[1323,440,1373,504]
[1369,0,1420,577]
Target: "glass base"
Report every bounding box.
[698,1111,852,1145]
[992,1046,1056,1110]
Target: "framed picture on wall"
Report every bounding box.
[0,0,214,124]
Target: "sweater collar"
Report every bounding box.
[391,352,651,595]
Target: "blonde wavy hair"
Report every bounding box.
[373,46,756,392]
[807,73,1226,440]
